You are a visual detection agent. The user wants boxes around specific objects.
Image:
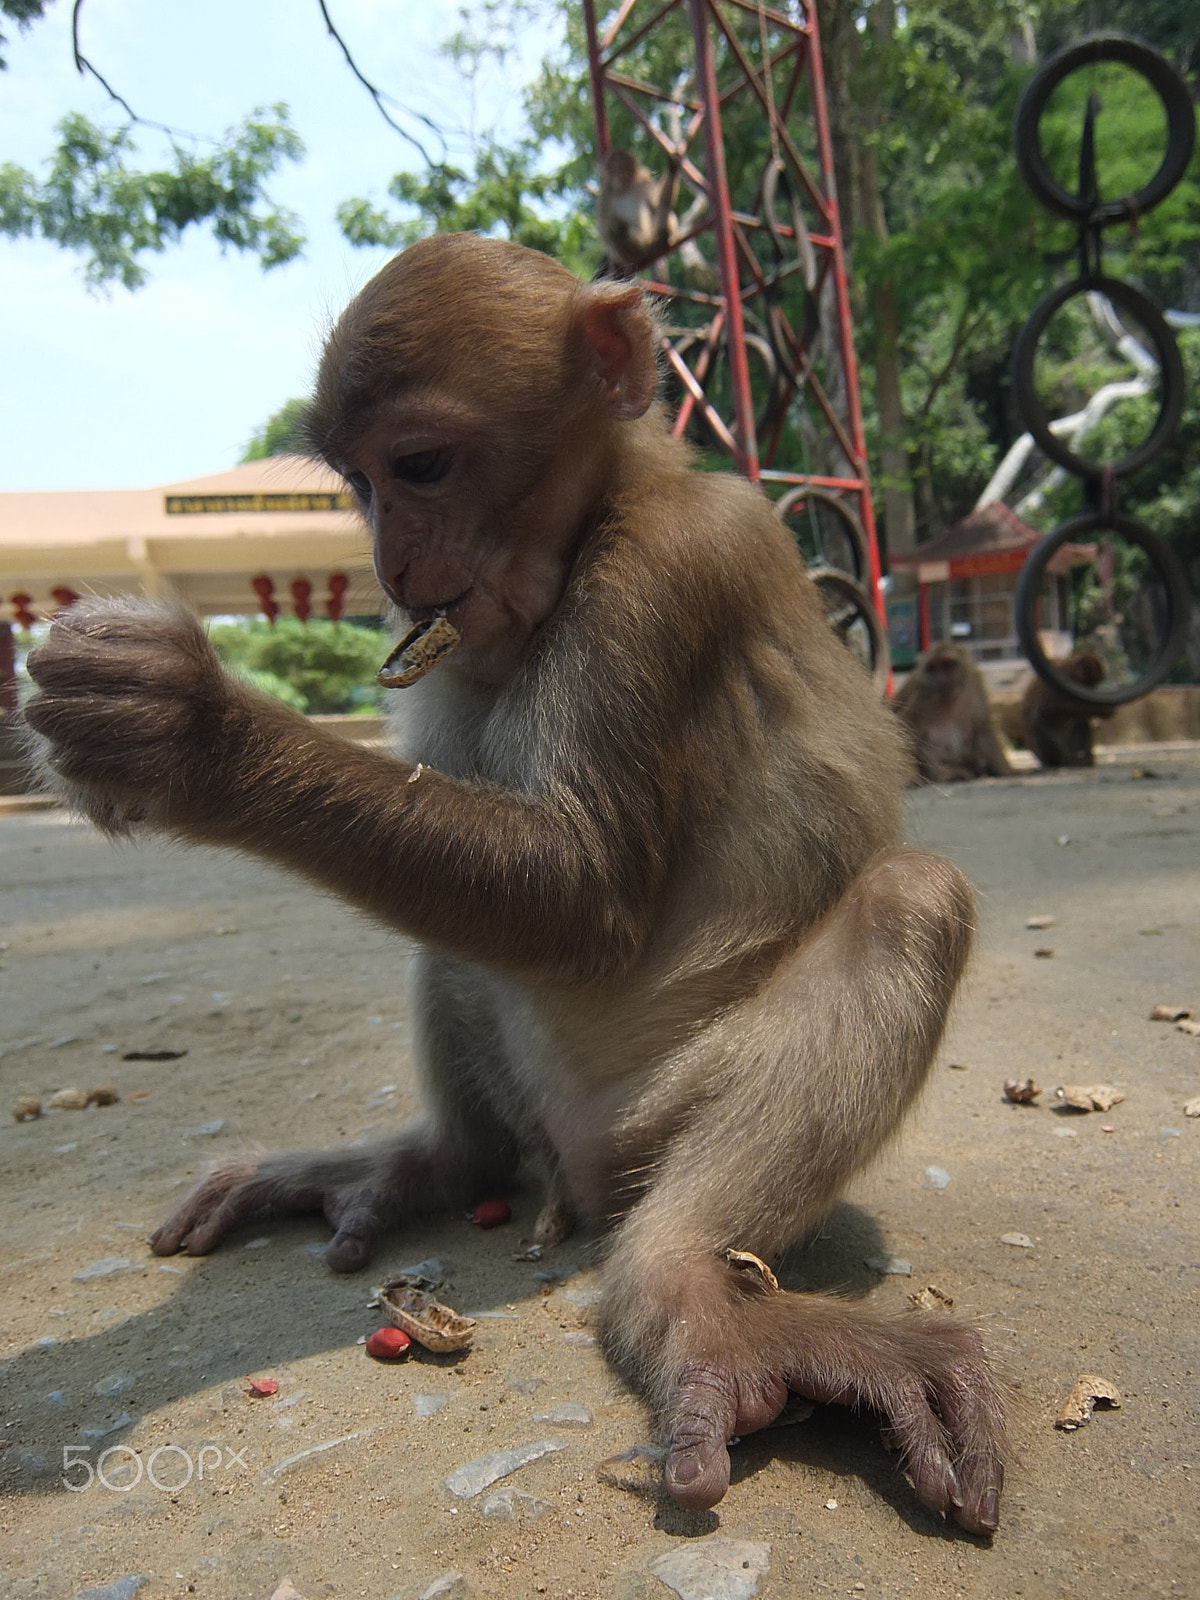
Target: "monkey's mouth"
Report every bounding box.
[405,588,473,631]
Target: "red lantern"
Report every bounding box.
[50,586,80,612]
[250,573,279,625]
[290,577,313,623]
[10,593,36,628]
[326,571,348,624]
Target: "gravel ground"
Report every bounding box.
[1,747,1197,1600]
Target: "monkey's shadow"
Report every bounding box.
[2,1200,979,1541]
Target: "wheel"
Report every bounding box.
[1014,512,1191,706]
[1012,275,1185,479]
[810,567,889,690]
[775,487,870,584]
[667,327,785,454]
[1014,33,1195,226]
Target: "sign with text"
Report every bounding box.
[165,492,353,515]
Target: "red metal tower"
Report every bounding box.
[582,0,885,635]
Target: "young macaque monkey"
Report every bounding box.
[893,642,1013,782]
[24,234,1003,1534]
[595,146,682,275]
[1021,650,1114,768]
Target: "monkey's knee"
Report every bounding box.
[851,849,974,989]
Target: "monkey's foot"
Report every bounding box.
[660,1304,1003,1536]
[148,1146,417,1273]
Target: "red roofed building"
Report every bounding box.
[889,502,1095,660]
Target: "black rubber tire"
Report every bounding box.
[1014,33,1196,226]
[668,328,784,453]
[1013,512,1191,707]
[775,486,871,583]
[1012,275,1185,478]
[810,567,890,691]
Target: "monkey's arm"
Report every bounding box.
[24,599,671,984]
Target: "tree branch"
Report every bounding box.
[316,0,444,165]
[71,0,202,141]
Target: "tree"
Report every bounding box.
[240,397,311,462]
[207,616,385,715]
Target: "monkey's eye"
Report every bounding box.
[345,471,372,501]
[392,448,451,485]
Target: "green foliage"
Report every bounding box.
[0,0,48,69]
[207,616,385,716]
[0,105,305,288]
[240,397,312,462]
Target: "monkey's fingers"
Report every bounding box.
[149,1160,302,1257]
[925,1358,1004,1535]
[664,1364,790,1510]
[323,1188,390,1273]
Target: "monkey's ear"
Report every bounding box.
[576,284,657,421]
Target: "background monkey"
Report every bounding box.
[1021,650,1114,767]
[595,146,683,274]
[25,233,1003,1534]
[893,642,1013,782]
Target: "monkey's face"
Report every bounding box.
[335,390,586,684]
[921,649,966,695]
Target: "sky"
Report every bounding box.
[0,0,547,491]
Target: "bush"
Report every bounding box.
[207,616,385,715]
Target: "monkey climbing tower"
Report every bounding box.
[583,0,886,645]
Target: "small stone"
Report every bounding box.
[243,1237,271,1250]
[1025,914,1056,929]
[182,1119,225,1138]
[414,1392,451,1417]
[533,1263,578,1283]
[1158,1126,1183,1141]
[13,1096,41,1121]
[444,1437,568,1499]
[8,1446,52,1479]
[532,1401,592,1427]
[649,1539,771,1600]
[1183,1098,1200,1118]
[45,1389,70,1406]
[418,1574,465,1600]
[824,1498,839,1510]
[478,1486,551,1521]
[865,1255,911,1276]
[246,1377,280,1397]
[596,1441,666,1495]
[79,1413,141,1443]
[1150,1005,1191,1022]
[1053,1127,1079,1138]
[49,1034,83,1048]
[562,1331,596,1347]
[93,1373,135,1397]
[1034,947,1055,958]
[86,1086,119,1106]
[507,1377,545,1394]
[1055,1084,1125,1112]
[73,1257,134,1282]
[1177,1019,1200,1037]
[1000,1233,1035,1249]
[268,1583,306,1600]
[78,1580,145,1600]
[923,1166,951,1190]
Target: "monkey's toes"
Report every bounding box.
[325,1228,375,1273]
[664,1364,788,1510]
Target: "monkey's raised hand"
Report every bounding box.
[24,599,247,833]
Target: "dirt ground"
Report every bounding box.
[1,747,1197,1600]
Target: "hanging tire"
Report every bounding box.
[810,567,890,690]
[1012,275,1185,478]
[1013,512,1191,707]
[1014,33,1196,226]
[775,486,871,583]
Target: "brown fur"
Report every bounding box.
[595,147,682,274]
[893,642,1013,782]
[1021,651,1114,768]
[24,233,1002,1534]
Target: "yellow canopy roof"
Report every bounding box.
[0,457,383,621]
